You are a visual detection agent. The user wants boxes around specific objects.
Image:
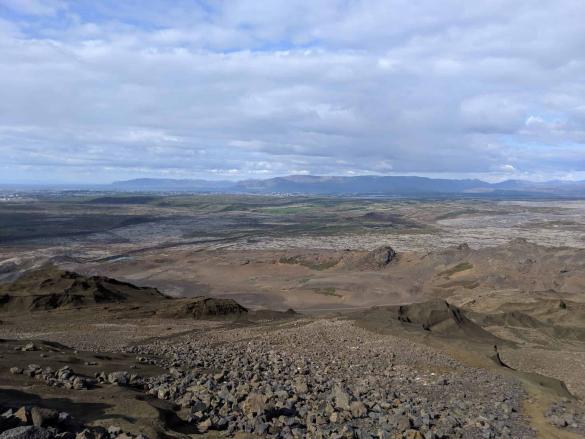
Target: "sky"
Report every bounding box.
[1,0,585,183]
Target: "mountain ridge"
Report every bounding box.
[110,175,585,196]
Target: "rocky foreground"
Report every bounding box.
[131,319,534,438]
[5,317,585,438]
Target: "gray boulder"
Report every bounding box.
[0,426,53,439]
[30,408,58,428]
[332,385,351,411]
[107,372,129,386]
[369,246,396,267]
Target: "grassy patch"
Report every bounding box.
[437,262,474,277]
[85,196,161,205]
[311,287,341,297]
[258,205,315,214]
[279,256,338,271]
[434,209,478,221]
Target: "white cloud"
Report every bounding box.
[0,0,584,182]
[460,95,526,134]
[499,164,516,173]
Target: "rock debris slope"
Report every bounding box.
[131,319,535,438]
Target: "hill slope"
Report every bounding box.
[0,266,165,311]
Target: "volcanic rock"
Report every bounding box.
[0,266,164,312]
[353,246,397,270]
[157,297,248,319]
[0,426,53,439]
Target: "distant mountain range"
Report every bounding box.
[109,175,585,197]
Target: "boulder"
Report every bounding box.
[107,372,129,386]
[350,401,367,418]
[242,393,267,416]
[332,385,351,411]
[0,426,53,439]
[30,408,58,428]
[197,419,212,433]
[369,246,396,267]
[21,344,38,352]
[13,409,29,425]
[354,246,397,269]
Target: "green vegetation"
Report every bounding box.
[310,287,341,297]
[86,195,162,205]
[435,209,478,221]
[0,192,427,245]
[279,256,339,271]
[438,262,474,277]
[257,205,315,214]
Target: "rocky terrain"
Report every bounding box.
[2,195,585,438]
[132,319,536,438]
[1,317,540,439]
[1,288,584,438]
[0,406,149,439]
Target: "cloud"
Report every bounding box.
[460,95,526,134]
[499,164,517,173]
[0,0,584,182]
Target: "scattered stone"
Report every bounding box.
[13,408,29,425]
[126,319,536,438]
[197,419,212,433]
[107,372,129,386]
[0,402,143,439]
[350,401,367,418]
[332,385,351,411]
[545,400,585,435]
[21,365,93,390]
[242,393,267,416]
[21,344,38,352]
[30,408,58,428]
[106,426,120,437]
[0,426,52,439]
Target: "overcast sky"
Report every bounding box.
[1,0,585,183]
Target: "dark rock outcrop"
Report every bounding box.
[353,246,396,270]
[353,299,499,342]
[0,266,165,312]
[157,297,248,319]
